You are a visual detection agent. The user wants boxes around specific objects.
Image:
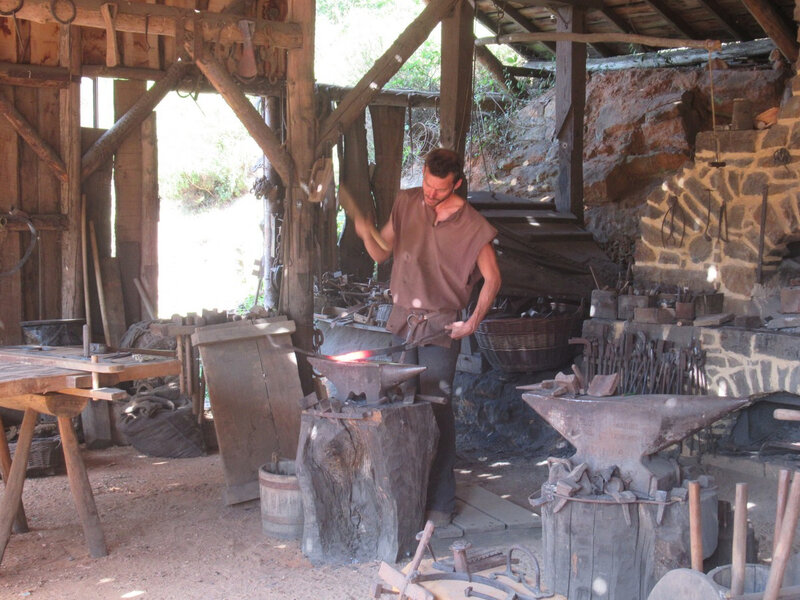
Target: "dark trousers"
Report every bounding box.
[400,338,460,514]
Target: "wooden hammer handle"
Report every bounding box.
[338,185,390,252]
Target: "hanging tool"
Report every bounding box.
[660,195,685,248]
[757,185,768,284]
[706,49,726,168]
[717,196,728,242]
[703,190,713,241]
[339,184,390,252]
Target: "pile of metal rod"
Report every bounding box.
[571,328,707,395]
[315,272,391,327]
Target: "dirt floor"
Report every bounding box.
[0,443,793,599]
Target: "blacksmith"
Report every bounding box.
[354,148,501,525]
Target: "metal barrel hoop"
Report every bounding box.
[0,0,23,16]
[50,0,76,25]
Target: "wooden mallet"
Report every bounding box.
[338,184,390,252]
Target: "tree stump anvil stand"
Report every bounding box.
[0,394,107,566]
[296,401,438,565]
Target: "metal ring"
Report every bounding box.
[50,0,76,24]
[0,0,23,16]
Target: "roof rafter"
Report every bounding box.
[740,0,798,63]
[694,0,748,40]
[640,0,700,39]
[474,9,550,58]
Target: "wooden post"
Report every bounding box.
[338,112,375,280]
[140,112,159,318]
[439,0,473,159]
[763,472,800,600]
[282,0,317,393]
[57,414,107,558]
[554,5,586,225]
[81,60,187,181]
[0,415,29,534]
[0,408,37,565]
[731,482,748,596]
[774,468,791,556]
[740,0,798,64]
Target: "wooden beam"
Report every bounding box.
[59,25,83,322]
[0,61,77,88]
[440,0,474,156]
[524,38,776,72]
[595,7,644,52]
[81,59,187,180]
[740,0,798,63]
[475,44,519,96]
[192,50,294,186]
[640,0,698,39]
[480,3,554,55]
[0,93,68,183]
[474,10,542,59]
[476,32,722,51]
[694,0,748,40]
[12,0,302,49]
[513,0,602,8]
[282,0,316,393]
[316,0,459,155]
[554,5,585,224]
[492,0,611,57]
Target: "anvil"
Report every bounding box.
[307,356,426,402]
[521,391,751,493]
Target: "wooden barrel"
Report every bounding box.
[259,461,303,539]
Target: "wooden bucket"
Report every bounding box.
[259,460,303,539]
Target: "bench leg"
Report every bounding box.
[57,415,107,558]
[0,415,30,534]
[0,409,37,565]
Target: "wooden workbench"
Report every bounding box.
[0,346,181,568]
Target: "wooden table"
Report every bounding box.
[0,346,181,567]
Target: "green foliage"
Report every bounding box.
[172,165,248,213]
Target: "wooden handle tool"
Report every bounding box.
[338,184,390,252]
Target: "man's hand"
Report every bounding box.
[444,320,474,340]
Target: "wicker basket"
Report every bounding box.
[474,308,583,373]
[8,436,63,478]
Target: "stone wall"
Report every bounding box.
[634,76,800,315]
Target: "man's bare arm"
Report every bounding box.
[354,214,395,264]
[445,243,502,340]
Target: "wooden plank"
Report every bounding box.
[0,393,87,417]
[0,349,126,372]
[452,498,507,534]
[455,484,540,529]
[554,5,586,225]
[140,112,158,317]
[57,386,128,400]
[100,257,126,347]
[338,112,374,280]
[194,319,303,504]
[0,84,22,345]
[191,317,294,346]
[256,332,303,459]
[0,409,37,566]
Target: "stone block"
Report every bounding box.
[761,124,790,148]
[790,124,800,148]
[658,251,681,265]
[726,204,745,230]
[719,329,752,357]
[778,95,800,120]
[724,240,757,262]
[741,172,770,196]
[688,236,712,263]
[753,330,800,360]
[720,263,756,296]
[634,241,657,263]
[716,130,759,154]
[792,76,800,95]
[695,131,716,154]
[726,170,741,196]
